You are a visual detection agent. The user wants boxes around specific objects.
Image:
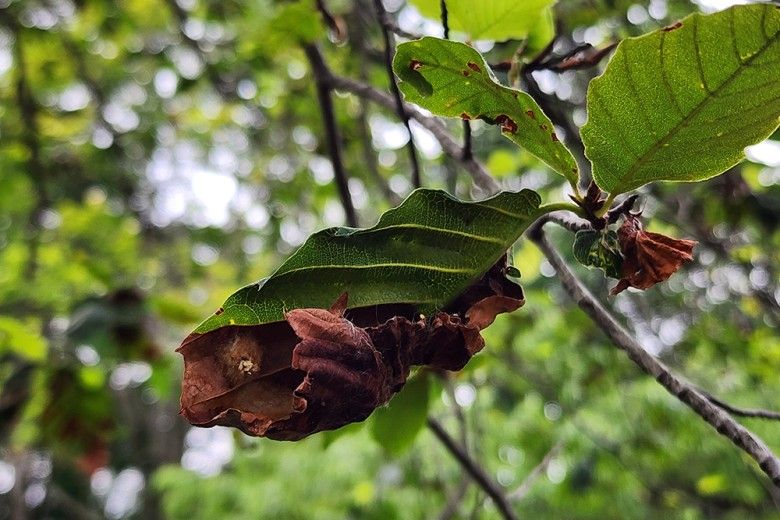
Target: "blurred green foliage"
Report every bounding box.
[0,0,778,519]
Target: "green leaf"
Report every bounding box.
[582,4,780,196]
[572,230,622,278]
[393,38,579,185]
[410,0,555,42]
[194,188,541,333]
[0,317,47,362]
[370,371,431,456]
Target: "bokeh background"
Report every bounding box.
[1,0,779,518]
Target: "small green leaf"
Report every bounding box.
[370,371,431,455]
[193,188,541,333]
[573,230,622,278]
[394,37,579,185]
[582,4,780,195]
[409,0,555,42]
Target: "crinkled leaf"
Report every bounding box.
[611,215,696,295]
[572,230,623,279]
[582,4,780,195]
[370,371,431,456]
[191,188,541,334]
[409,0,555,42]
[393,38,579,185]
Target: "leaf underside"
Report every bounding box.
[409,0,555,42]
[582,4,780,195]
[193,189,541,334]
[393,37,579,185]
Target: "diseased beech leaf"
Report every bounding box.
[409,0,555,43]
[178,188,541,439]
[611,215,696,295]
[370,371,431,456]
[393,38,580,185]
[572,230,622,279]
[190,188,541,334]
[582,4,780,195]
[179,260,524,439]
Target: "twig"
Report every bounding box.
[436,477,471,520]
[536,211,591,233]
[9,22,49,280]
[509,441,563,502]
[373,0,422,188]
[439,0,472,162]
[606,194,639,223]
[327,75,500,194]
[528,224,780,487]
[304,44,359,227]
[427,417,519,520]
[701,392,780,421]
[351,9,402,205]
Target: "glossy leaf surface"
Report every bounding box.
[582,4,780,195]
[393,37,580,185]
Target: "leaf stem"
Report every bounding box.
[534,201,585,219]
[594,193,616,218]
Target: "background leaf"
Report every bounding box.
[394,37,579,185]
[194,189,541,333]
[409,0,555,43]
[370,371,432,456]
[582,4,780,195]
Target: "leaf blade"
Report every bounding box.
[393,37,580,185]
[409,0,555,42]
[194,189,541,334]
[582,4,780,195]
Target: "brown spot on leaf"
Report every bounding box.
[551,132,559,142]
[178,258,524,440]
[467,61,481,73]
[462,70,470,77]
[610,215,696,295]
[215,307,224,315]
[663,21,683,32]
[460,112,472,120]
[539,124,548,131]
[495,114,518,134]
[525,110,536,120]
[409,59,423,71]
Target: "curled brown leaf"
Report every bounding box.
[611,214,696,295]
[178,257,524,440]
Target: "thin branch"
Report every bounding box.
[536,211,591,233]
[701,392,780,421]
[438,0,472,163]
[327,75,500,194]
[509,441,563,502]
[9,22,48,280]
[427,417,519,520]
[351,8,402,205]
[304,44,359,227]
[436,476,470,520]
[373,0,422,188]
[528,224,780,487]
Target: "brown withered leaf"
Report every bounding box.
[178,257,524,440]
[611,214,696,295]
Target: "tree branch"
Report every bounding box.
[527,224,780,487]
[701,392,780,421]
[304,44,359,227]
[327,75,500,194]
[509,441,563,502]
[427,417,519,520]
[373,0,422,188]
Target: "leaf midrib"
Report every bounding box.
[610,12,778,194]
